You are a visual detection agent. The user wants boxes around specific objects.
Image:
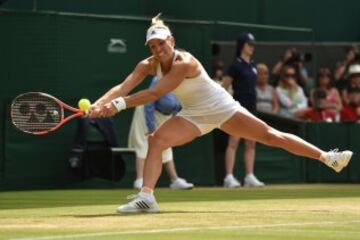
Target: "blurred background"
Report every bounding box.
[0,0,359,190]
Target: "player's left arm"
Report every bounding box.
[124,59,194,108]
[97,55,197,117]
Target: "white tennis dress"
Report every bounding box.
[156,50,242,135]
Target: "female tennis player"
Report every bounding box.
[89,14,353,213]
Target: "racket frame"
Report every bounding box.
[11,92,85,135]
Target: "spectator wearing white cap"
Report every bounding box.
[342,64,360,104]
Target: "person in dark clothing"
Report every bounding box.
[222,33,264,188]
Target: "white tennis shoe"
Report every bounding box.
[116,192,160,214]
[170,178,194,190]
[323,149,353,173]
[243,174,265,187]
[223,175,241,188]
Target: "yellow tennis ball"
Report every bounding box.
[78,98,91,111]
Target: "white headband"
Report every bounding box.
[145,27,171,45]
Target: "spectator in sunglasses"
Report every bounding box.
[276,65,308,118]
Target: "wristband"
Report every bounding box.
[111,97,127,112]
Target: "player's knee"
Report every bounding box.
[148,134,167,151]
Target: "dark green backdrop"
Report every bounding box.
[0,2,359,189]
[0,11,213,189]
[2,0,360,41]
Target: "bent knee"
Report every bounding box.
[148,134,168,150]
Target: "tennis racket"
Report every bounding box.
[11,92,86,135]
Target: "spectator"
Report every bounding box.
[334,46,360,90]
[256,63,279,113]
[341,86,360,123]
[301,89,338,122]
[276,65,309,118]
[342,64,360,105]
[128,76,194,190]
[309,67,342,120]
[272,48,310,89]
[212,61,233,95]
[222,32,264,188]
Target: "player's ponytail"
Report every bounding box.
[151,13,164,27]
[149,13,170,32]
[145,13,172,45]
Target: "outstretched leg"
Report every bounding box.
[220,108,352,172]
[221,110,323,159]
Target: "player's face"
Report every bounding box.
[148,37,174,61]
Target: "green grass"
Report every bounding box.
[0,184,360,240]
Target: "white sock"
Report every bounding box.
[245,173,254,178]
[225,174,234,179]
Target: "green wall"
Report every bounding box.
[0,11,213,189]
[2,0,360,41]
[0,7,359,190]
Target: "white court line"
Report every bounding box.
[9,220,360,240]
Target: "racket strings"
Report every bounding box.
[11,93,62,133]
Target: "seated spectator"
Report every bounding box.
[334,45,360,90]
[256,63,279,113]
[309,67,342,120]
[301,89,338,122]
[341,86,360,123]
[276,65,309,118]
[212,61,233,95]
[272,48,310,90]
[341,64,360,104]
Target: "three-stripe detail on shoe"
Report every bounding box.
[135,200,150,209]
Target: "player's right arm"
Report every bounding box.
[94,58,155,107]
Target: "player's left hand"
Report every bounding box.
[100,102,118,117]
[88,104,101,118]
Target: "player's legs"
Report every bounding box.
[220,110,323,159]
[220,109,352,173]
[142,116,201,190]
[117,116,200,213]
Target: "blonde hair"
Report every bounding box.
[257,63,269,72]
[148,13,171,33]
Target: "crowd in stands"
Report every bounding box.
[213,45,360,123]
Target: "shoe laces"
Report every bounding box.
[327,148,340,166]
